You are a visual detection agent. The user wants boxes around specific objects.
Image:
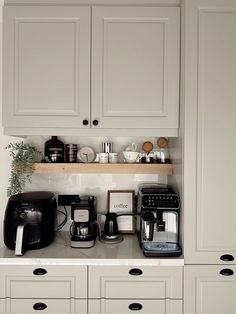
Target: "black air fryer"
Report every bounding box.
[4,191,57,255]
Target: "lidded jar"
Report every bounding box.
[155,137,170,164]
[44,136,65,163]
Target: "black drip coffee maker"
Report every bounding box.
[70,196,97,248]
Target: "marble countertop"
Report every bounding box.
[0,231,184,266]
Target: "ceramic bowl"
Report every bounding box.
[123,151,140,163]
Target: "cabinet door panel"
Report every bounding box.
[0,265,87,298]
[0,299,87,314]
[3,6,90,129]
[184,0,236,264]
[89,299,182,314]
[185,265,236,314]
[88,265,182,299]
[92,7,180,129]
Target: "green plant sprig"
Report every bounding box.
[5,141,42,197]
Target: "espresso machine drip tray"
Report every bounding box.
[142,242,182,257]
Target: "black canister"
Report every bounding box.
[44,136,64,163]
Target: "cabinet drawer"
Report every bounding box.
[88,266,183,299]
[0,299,87,314]
[0,265,87,298]
[89,299,182,314]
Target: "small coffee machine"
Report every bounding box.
[70,196,97,248]
[137,184,182,257]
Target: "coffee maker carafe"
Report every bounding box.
[70,196,97,248]
[137,184,182,257]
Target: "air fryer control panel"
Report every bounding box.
[142,194,180,209]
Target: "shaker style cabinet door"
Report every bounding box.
[0,299,87,314]
[91,7,180,129]
[3,6,90,132]
[184,265,236,314]
[89,299,182,314]
[183,0,236,264]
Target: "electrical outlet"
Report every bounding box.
[58,194,80,206]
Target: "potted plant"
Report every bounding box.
[5,141,42,197]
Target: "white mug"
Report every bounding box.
[99,153,109,163]
[109,153,118,163]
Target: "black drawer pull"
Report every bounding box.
[33,303,47,311]
[33,268,47,276]
[220,268,234,276]
[92,119,99,126]
[220,254,234,262]
[83,119,89,126]
[129,268,143,276]
[129,303,143,311]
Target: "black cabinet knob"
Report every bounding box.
[129,303,143,311]
[92,119,99,126]
[219,268,234,276]
[83,119,89,126]
[33,303,47,311]
[129,268,143,276]
[33,268,47,276]
[220,254,234,262]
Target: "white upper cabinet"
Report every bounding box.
[2,4,180,136]
[92,7,180,129]
[183,0,236,264]
[3,6,91,132]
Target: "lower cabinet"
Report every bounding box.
[0,264,183,314]
[89,299,182,314]
[0,299,87,314]
[0,264,87,314]
[88,265,183,314]
[184,265,236,314]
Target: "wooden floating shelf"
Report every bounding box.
[33,163,173,175]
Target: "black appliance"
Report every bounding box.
[70,196,97,248]
[100,213,123,244]
[137,184,182,257]
[4,191,57,255]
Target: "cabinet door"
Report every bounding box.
[184,265,236,314]
[92,7,180,129]
[183,0,236,264]
[89,299,182,314]
[0,299,87,314]
[88,265,182,299]
[0,264,87,298]
[3,6,90,132]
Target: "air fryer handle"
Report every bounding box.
[15,224,27,256]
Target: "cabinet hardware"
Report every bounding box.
[220,254,234,262]
[83,119,89,126]
[33,303,47,310]
[33,268,47,276]
[92,119,99,126]
[128,303,143,311]
[129,268,143,276]
[219,269,234,276]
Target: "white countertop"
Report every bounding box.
[0,231,184,266]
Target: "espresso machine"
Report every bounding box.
[70,196,97,248]
[137,184,182,257]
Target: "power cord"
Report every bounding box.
[57,206,68,231]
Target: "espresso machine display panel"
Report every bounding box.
[70,196,97,248]
[137,184,182,257]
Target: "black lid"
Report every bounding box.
[9,191,55,202]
